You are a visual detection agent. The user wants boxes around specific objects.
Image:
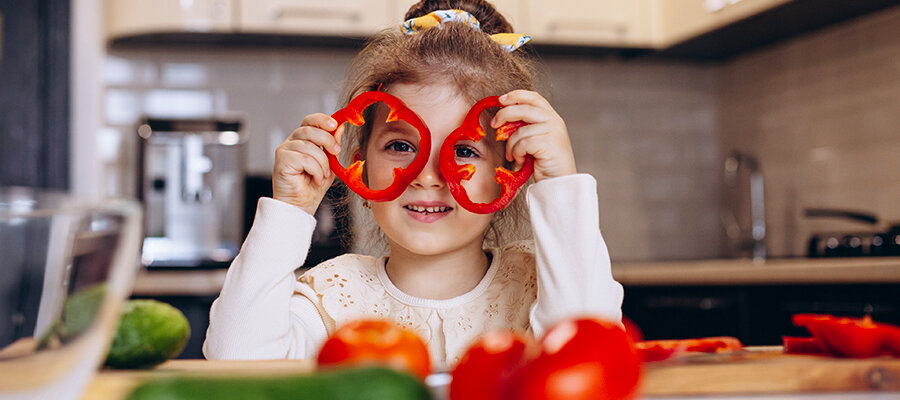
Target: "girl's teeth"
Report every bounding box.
[407,205,449,213]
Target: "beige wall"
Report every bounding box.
[719,5,900,257]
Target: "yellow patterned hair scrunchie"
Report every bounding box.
[400,9,532,52]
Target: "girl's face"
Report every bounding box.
[364,83,505,256]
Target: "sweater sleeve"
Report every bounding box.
[526,174,624,337]
[203,197,328,360]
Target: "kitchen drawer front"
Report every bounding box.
[653,0,792,47]
[240,0,393,36]
[526,0,653,47]
[106,0,234,38]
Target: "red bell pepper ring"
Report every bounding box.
[328,91,431,202]
[438,96,534,214]
[791,314,900,358]
[634,336,744,362]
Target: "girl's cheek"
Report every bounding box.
[462,161,503,203]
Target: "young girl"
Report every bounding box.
[203,0,623,370]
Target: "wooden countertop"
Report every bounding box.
[613,257,900,286]
[82,350,900,399]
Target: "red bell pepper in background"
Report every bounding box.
[634,336,744,362]
[782,336,828,355]
[439,96,534,214]
[790,314,900,358]
[328,91,432,202]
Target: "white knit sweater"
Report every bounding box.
[203,174,623,370]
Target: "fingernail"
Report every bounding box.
[500,94,508,102]
[327,120,337,129]
[333,145,341,153]
[490,117,497,128]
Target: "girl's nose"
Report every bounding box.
[410,150,444,189]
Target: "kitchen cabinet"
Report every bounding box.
[526,0,653,47]
[239,0,393,36]
[624,283,900,345]
[106,0,234,38]
[652,0,792,48]
[389,0,528,37]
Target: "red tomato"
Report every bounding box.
[316,319,431,380]
[622,317,644,343]
[449,331,533,400]
[505,318,642,400]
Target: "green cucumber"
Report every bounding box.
[126,366,432,400]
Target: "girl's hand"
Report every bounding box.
[491,90,577,182]
[273,114,343,215]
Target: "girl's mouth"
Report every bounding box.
[403,205,453,214]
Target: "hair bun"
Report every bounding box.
[404,0,514,34]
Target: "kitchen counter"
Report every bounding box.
[131,268,227,297]
[82,349,900,399]
[130,257,900,297]
[613,257,900,286]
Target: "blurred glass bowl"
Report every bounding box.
[0,187,141,400]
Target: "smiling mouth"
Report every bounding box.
[404,205,453,214]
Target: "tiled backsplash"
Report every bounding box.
[720,5,900,257]
[102,47,723,262]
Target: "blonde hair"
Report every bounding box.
[338,0,538,256]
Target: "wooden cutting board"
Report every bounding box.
[82,349,900,399]
[83,359,316,400]
[640,346,900,396]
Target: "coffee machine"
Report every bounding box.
[137,117,245,268]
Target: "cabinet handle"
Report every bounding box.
[271,6,362,23]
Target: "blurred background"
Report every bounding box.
[2,0,900,356]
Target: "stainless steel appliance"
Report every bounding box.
[137,117,245,268]
[805,208,900,257]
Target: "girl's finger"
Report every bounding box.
[301,113,339,131]
[499,90,551,108]
[508,133,548,166]
[491,103,550,128]
[280,140,332,183]
[503,123,549,163]
[289,125,342,155]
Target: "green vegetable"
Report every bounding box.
[126,366,432,400]
[59,284,107,340]
[104,299,191,369]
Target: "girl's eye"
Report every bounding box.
[455,145,479,159]
[386,141,414,153]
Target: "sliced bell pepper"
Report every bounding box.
[328,91,431,202]
[634,336,744,362]
[782,336,828,355]
[438,96,534,214]
[791,314,900,358]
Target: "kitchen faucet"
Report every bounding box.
[722,151,766,262]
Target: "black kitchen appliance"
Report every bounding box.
[806,208,900,258]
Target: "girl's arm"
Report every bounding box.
[203,198,328,359]
[526,174,624,337]
[493,90,623,336]
[205,114,341,359]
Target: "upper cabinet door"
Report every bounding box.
[388,0,528,33]
[240,0,394,36]
[106,0,234,38]
[526,0,653,47]
[653,0,793,48]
